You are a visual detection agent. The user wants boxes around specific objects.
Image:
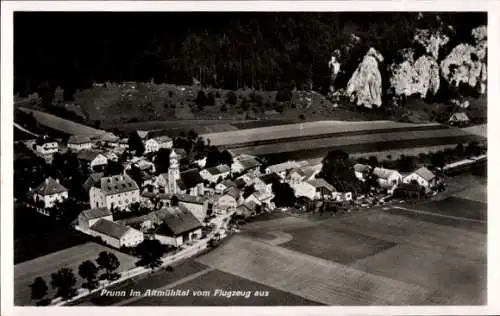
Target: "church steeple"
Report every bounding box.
[168,150,180,193]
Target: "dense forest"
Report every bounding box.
[14,12,486,99]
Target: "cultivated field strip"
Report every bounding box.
[231,128,482,156]
[323,212,485,260]
[18,108,110,136]
[197,235,433,305]
[350,244,486,305]
[202,120,440,146]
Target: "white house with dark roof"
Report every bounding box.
[77,207,113,229]
[153,206,203,247]
[67,135,93,151]
[200,164,231,183]
[145,136,173,154]
[448,112,470,126]
[265,161,301,179]
[89,219,144,248]
[372,167,402,188]
[216,187,241,210]
[215,179,236,195]
[32,177,68,212]
[35,136,59,155]
[403,167,437,189]
[354,163,372,181]
[77,150,108,170]
[89,174,140,210]
[231,154,262,174]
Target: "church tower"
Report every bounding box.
[168,150,180,194]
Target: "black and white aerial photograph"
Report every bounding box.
[4,4,490,310]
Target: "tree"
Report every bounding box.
[220,150,233,166]
[465,141,481,157]
[226,91,238,105]
[196,90,208,110]
[135,239,166,269]
[96,251,120,280]
[78,260,99,290]
[154,148,172,174]
[319,150,362,193]
[128,131,145,156]
[368,156,379,168]
[171,195,179,207]
[431,151,446,169]
[30,277,48,304]
[397,155,416,172]
[105,160,124,176]
[271,182,296,207]
[50,268,77,300]
[127,164,143,187]
[205,146,221,168]
[276,87,293,102]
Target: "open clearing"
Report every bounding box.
[462,124,487,138]
[415,197,487,221]
[15,242,137,306]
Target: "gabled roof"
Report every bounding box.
[254,190,273,201]
[179,169,204,189]
[373,167,400,179]
[153,136,172,143]
[266,161,300,174]
[307,178,336,192]
[84,172,104,191]
[90,219,133,239]
[68,135,92,145]
[157,206,203,236]
[219,179,236,188]
[260,173,281,185]
[244,200,258,211]
[449,112,470,121]
[413,167,436,181]
[235,155,262,171]
[80,208,112,221]
[137,130,149,139]
[234,178,247,189]
[156,193,206,205]
[34,177,67,196]
[205,164,230,176]
[286,168,306,179]
[77,150,106,162]
[98,174,139,195]
[224,187,241,200]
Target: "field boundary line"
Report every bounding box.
[391,206,486,224]
[113,267,215,306]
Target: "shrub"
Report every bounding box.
[276,88,293,102]
[169,91,174,97]
[226,91,238,105]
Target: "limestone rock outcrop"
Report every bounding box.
[440,25,487,94]
[346,48,384,108]
[389,50,440,98]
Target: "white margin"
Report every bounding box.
[1,1,498,316]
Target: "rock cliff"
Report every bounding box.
[346,48,384,108]
[440,25,487,94]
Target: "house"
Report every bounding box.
[235,204,253,218]
[308,178,337,199]
[137,130,149,140]
[372,167,402,188]
[403,167,437,189]
[103,152,119,162]
[89,174,140,210]
[100,134,120,147]
[153,206,203,247]
[195,156,207,169]
[216,187,241,210]
[155,168,204,196]
[145,136,173,154]
[67,135,93,151]
[83,172,104,192]
[215,179,236,194]
[245,190,275,210]
[354,164,372,181]
[200,164,231,183]
[77,150,108,171]
[300,165,321,182]
[77,207,113,229]
[35,136,58,155]
[32,177,68,212]
[449,112,470,127]
[394,183,425,199]
[286,168,306,185]
[231,154,262,174]
[89,219,144,248]
[233,178,247,190]
[265,161,301,179]
[155,193,208,223]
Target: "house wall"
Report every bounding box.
[68,143,92,151]
[90,155,108,169]
[158,140,173,149]
[89,230,121,248]
[292,182,317,200]
[145,140,159,153]
[217,195,237,209]
[106,189,140,210]
[120,229,144,248]
[179,201,207,222]
[403,173,429,188]
[154,234,183,247]
[90,187,106,209]
[36,191,68,209]
[36,142,59,155]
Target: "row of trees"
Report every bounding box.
[30,251,120,305]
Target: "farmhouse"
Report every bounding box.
[89,174,140,210]
[103,151,119,162]
[200,164,231,183]
[265,161,301,179]
[153,206,203,247]
[77,150,108,171]
[67,135,93,151]
[216,187,241,210]
[394,183,425,199]
[31,177,68,212]
[176,169,205,196]
[245,190,275,210]
[308,178,337,199]
[231,154,262,174]
[119,138,129,149]
[89,219,144,248]
[155,156,204,196]
[449,112,470,127]
[259,173,281,193]
[161,193,208,223]
[403,167,437,189]
[35,136,58,155]
[372,167,402,188]
[145,136,173,153]
[286,168,306,185]
[77,207,113,229]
